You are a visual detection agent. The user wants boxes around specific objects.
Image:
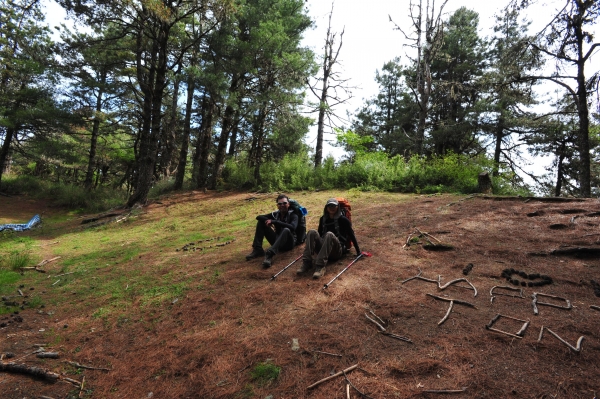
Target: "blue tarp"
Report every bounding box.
[0,214,42,232]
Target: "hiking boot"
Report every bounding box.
[245,247,265,261]
[296,260,313,274]
[312,266,326,279]
[262,251,274,268]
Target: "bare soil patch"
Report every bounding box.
[1,192,600,398]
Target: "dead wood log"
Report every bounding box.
[537,326,584,352]
[0,362,59,382]
[36,352,59,359]
[307,364,358,389]
[591,305,600,311]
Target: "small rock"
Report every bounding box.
[291,338,300,351]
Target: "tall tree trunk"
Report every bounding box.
[555,140,566,197]
[174,79,195,190]
[127,17,170,207]
[159,77,180,179]
[228,108,242,157]
[575,52,591,197]
[314,84,327,167]
[84,70,107,190]
[209,104,234,189]
[492,113,505,177]
[193,96,217,189]
[252,104,268,184]
[0,127,15,190]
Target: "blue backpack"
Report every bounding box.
[288,199,308,245]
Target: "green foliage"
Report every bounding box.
[250,361,281,386]
[221,150,528,195]
[1,175,127,212]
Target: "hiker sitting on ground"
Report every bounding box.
[298,198,360,279]
[246,194,298,268]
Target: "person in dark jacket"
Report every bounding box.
[246,194,298,268]
[298,198,360,278]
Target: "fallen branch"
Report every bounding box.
[537,326,584,353]
[380,332,413,343]
[402,269,477,296]
[18,266,46,273]
[490,285,524,303]
[414,227,442,244]
[426,293,477,308]
[51,272,75,279]
[79,375,86,398]
[309,350,342,358]
[438,301,454,326]
[438,276,478,297]
[36,352,59,359]
[591,305,600,311]
[365,313,386,332]
[402,233,413,248]
[307,364,358,389]
[37,257,61,268]
[368,309,385,326]
[343,369,375,399]
[532,292,572,315]
[64,361,112,371]
[62,376,82,387]
[485,314,530,339]
[0,362,59,382]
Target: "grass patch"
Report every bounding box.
[5,250,33,270]
[250,361,281,387]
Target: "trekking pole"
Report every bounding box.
[270,254,302,281]
[323,251,372,289]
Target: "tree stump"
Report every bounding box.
[478,172,492,194]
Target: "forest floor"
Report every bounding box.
[1,190,600,399]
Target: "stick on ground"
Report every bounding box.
[307,364,358,389]
[537,326,584,352]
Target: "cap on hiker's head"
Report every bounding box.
[326,198,339,206]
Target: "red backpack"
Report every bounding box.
[336,197,353,248]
